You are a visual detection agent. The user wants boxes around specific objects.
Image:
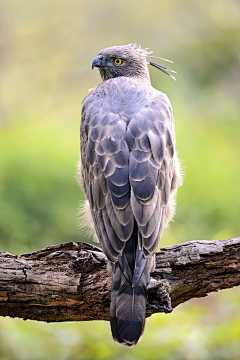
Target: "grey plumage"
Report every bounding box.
[79,43,182,347]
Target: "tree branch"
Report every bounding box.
[0,238,240,322]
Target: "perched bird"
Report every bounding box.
[78,44,182,347]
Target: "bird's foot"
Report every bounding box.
[147,278,172,314]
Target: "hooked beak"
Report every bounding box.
[92,55,103,69]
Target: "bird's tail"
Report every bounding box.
[110,253,149,347]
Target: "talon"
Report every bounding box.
[147,278,162,290]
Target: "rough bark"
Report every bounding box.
[0,238,240,322]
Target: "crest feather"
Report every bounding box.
[127,43,176,80]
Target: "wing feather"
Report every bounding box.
[80,77,178,262]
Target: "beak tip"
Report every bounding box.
[92,55,103,70]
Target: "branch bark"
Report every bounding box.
[0,238,240,322]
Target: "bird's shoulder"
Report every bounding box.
[82,77,172,122]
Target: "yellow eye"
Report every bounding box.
[114,58,122,65]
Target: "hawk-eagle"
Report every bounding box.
[78,44,182,347]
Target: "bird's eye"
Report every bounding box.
[114,58,122,65]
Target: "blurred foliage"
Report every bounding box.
[0,0,240,359]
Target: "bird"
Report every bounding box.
[78,43,182,347]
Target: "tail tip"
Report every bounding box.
[111,318,145,347]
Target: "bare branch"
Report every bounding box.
[0,238,240,322]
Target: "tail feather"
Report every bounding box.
[110,261,149,347]
[110,264,126,345]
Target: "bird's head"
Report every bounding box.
[92,43,176,82]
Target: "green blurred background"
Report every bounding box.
[1,0,240,359]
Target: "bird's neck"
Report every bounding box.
[99,67,151,84]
